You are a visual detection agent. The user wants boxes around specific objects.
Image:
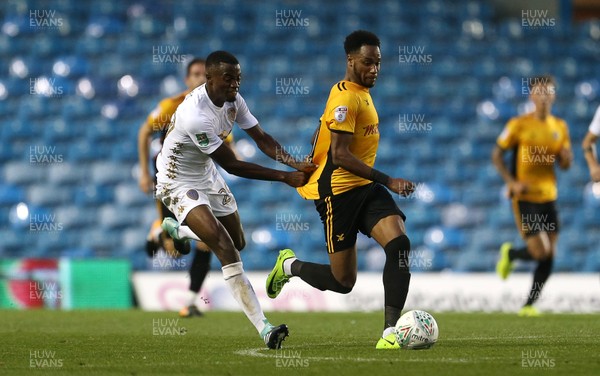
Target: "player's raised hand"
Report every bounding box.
[283,171,310,187]
[387,177,415,197]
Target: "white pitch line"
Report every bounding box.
[234,348,473,363]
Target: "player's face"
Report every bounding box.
[530,83,555,112]
[208,63,241,103]
[349,45,381,88]
[185,63,206,90]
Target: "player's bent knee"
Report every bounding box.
[336,276,356,293]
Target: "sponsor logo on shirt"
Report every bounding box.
[195,133,209,147]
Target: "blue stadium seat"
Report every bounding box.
[27,185,71,207]
[3,162,46,184]
[0,184,25,205]
[90,161,132,185]
[73,185,113,206]
[114,183,150,207]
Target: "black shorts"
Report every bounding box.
[514,200,559,237]
[315,183,406,253]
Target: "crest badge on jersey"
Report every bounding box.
[334,106,348,123]
[195,133,209,147]
[186,189,199,200]
[227,107,237,122]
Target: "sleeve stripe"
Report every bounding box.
[336,82,342,91]
[341,82,347,90]
[329,129,353,135]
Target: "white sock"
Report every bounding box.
[222,262,271,336]
[382,326,395,338]
[178,225,201,241]
[282,257,297,276]
[186,290,198,306]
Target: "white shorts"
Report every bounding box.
[155,173,237,223]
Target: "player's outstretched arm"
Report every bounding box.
[583,131,600,182]
[137,120,154,194]
[244,124,317,173]
[209,142,308,187]
[330,131,414,197]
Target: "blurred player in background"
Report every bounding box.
[582,105,600,182]
[138,58,234,317]
[492,75,572,317]
[265,30,415,349]
[156,51,315,349]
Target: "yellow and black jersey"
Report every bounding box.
[147,91,233,144]
[147,92,187,142]
[297,80,379,200]
[497,113,571,203]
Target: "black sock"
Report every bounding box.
[291,260,352,294]
[383,235,412,329]
[509,246,532,261]
[189,250,212,293]
[525,258,553,306]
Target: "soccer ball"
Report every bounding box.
[394,310,439,350]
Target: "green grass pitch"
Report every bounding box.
[1,310,598,375]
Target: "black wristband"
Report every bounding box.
[369,169,390,185]
[584,146,593,153]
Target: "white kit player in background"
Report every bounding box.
[582,105,600,182]
[155,50,316,349]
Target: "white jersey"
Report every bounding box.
[589,105,600,136]
[156,84,257,186]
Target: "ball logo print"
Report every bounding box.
[394,310,439,350]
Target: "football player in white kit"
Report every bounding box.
[156,51,315,349]
[583,105,600,182]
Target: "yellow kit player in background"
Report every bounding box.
[492,75,572,317]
